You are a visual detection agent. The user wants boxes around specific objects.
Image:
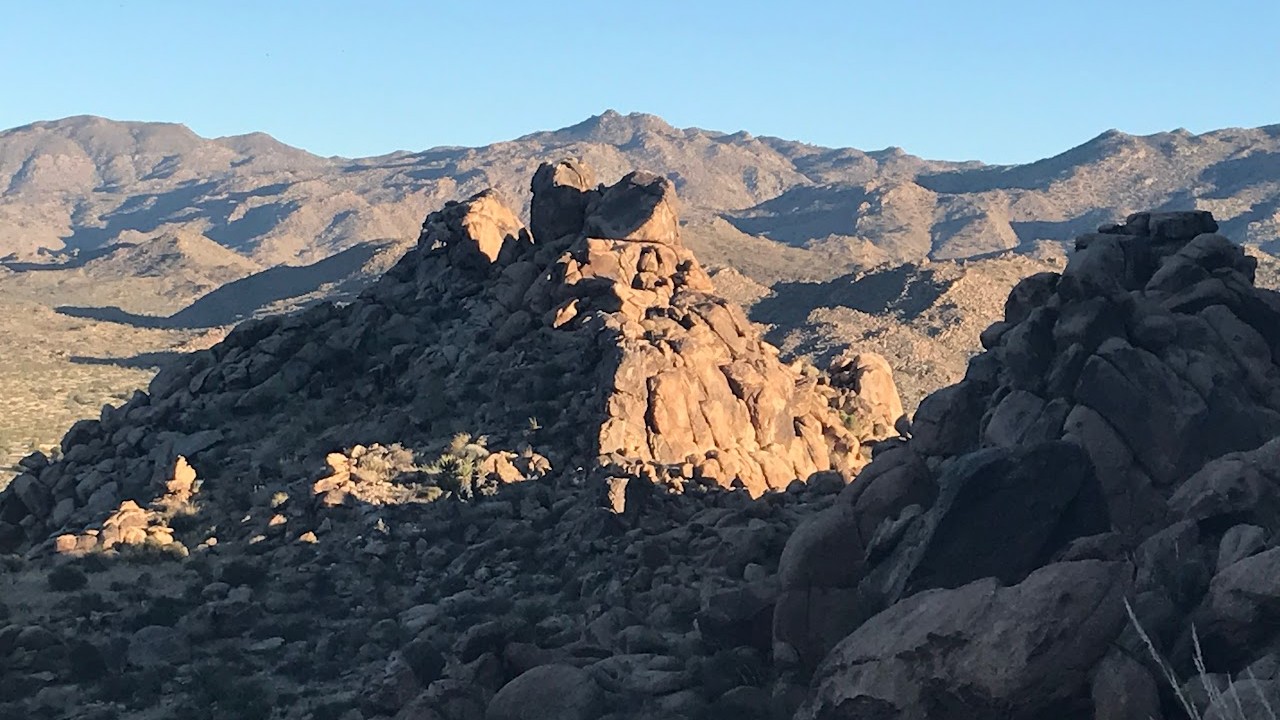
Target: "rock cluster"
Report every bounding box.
[778,211,1280,719]
[0,160,893,557]
[521,162,872,493]
[0,162,904,719]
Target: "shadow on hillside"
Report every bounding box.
[55,242,390,329]
[1,244,138,272]
[722,186,871,246]
[56,180,295,255]
[751,264,951,339]
[70,351,182,369]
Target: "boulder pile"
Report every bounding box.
[0,160,892,557]
[0,162,901,719]
[14,163,1276,719]
[778,211,1280,719]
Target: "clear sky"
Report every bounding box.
[2,0,1277,164]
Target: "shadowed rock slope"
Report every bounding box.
[776,211,1280,720]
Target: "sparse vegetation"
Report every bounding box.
[47,563,88,591]
[423,432,491,499]
[116,536,190,563]
[1126,599,1280,720]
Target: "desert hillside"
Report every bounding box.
[3,114,1280,477]
[4,160,1280,719]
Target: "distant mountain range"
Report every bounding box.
[3,111,1278,276]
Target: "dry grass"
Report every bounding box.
[1126,598,1279,720]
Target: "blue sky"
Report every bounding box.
[2,1,1277,164]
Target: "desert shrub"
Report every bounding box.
[423,433,491,499]
[218,558,267,588]
[56,590,110,616]
[188,662,272,720]
[67,638,108,682]
[47,563,88,591]
[127,595,188,630]
[116,539,188,564]
[839,410,870,436]
[75,552,110,574]
[167,510,201,534]
[99,666,166,707]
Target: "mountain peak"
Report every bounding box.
[550,110,678,144]
[0,115,201,144]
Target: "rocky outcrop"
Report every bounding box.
[776,210,1280,718]
[0,160,907,719]
[799,560,1130,720]
[525,167,870,493]
[0,159,895,557]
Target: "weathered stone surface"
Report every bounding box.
[530,158,597,242]
[1198,547,1280,665]
[908,381,981,456]
[773,506,868,667]
[486,664,605,720]
[774,210,1280,716]
[582,171,680,244]
[126,625,191,668]
[799,561,1129,720]
[1218,524,1267,572]
[1091,650,1163,720]
[1171,437,1280,529]
[904,441,1108,593]
[422,189,531,273]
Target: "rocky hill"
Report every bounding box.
[5,158,1280,718]
[0,163,904,718]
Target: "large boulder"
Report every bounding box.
[485,664,605,720]
[799,560,1130,720]
[1197,547,1280,666]
[828,351,907,437]
[582,171,680,244]
[530,158,597,242]
[773,441,1107,671]
[420,189,531,273]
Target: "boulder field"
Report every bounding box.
[0,161,898,719]
[2,163,1279,719]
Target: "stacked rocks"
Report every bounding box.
[777,211,1280,719]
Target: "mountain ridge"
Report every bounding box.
[6,111,1278,273]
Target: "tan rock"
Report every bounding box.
[168,456,197,495]
[54,534,78,554]
[480,453,526,484]
[583,171,681,244]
